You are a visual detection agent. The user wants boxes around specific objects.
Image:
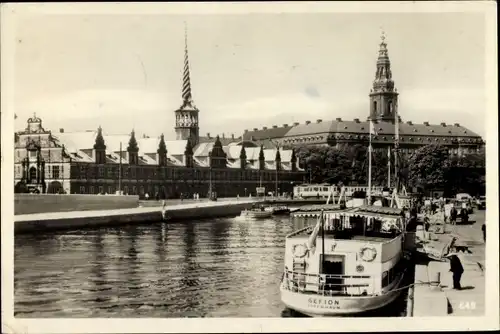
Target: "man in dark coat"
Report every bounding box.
[450,206,458,225]
[482,224,486,243]
[445,253,464,290]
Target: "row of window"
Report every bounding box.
[14,165,63,179]
[71,165,301,181]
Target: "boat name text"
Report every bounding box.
[307,297,341,309]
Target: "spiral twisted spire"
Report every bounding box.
[181,24,194,107]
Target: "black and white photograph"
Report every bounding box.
[1,2,498,333]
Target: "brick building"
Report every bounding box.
[13,30,305,197]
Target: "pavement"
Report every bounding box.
[429,209,486,316]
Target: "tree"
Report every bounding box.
[445,151,485,195]
[407,144,450,191]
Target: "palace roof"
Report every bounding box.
[242,118,482,145]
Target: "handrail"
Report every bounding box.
[285,270,371,280]
[282,271,374,296]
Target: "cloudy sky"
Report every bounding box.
[10,4,488,139]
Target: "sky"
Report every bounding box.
[10,7,488,139]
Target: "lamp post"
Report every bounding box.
[269,138,280,198]
[208,166,212,199]
[118,142,122,195]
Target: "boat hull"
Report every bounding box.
[240,210,272,219]
[280,275,404,316]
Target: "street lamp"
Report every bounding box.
[268,138,280,198]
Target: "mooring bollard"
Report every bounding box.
[429,270,441,291]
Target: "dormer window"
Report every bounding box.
[413,129,417,132]
[430,129,435,133]
[344,126,348,129]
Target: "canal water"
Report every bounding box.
[14,216,408,318]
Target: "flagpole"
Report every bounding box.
[368,122,373,205]
[320,210,325,274]
[387,146,391,188]
[394,102,400,193]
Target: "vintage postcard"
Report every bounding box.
[1,1,498,333]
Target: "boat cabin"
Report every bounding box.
[283,206,407,297]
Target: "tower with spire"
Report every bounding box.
[174,24,200,146]
[369,32,399,122]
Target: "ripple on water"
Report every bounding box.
[15,217,406,317]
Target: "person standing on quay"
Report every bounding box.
[445,253,464,290]
[482,223,486,243]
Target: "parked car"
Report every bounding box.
[476,196,486,209]
[456,200,473,214]
[456,193,472,201]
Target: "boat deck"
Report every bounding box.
[288,229,395,242]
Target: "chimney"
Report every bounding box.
[231,134,234,139]
[263,126,267,130]
[143,134,147,138]
[283,124,288,127]
[406,121,413,125]
[59,128,64,133]
[305,120,311,125]
[336,117,342,122]
[207,132,210,138]
[316,119,322,123]
[253,128,258,131]
[440,122,447,127]
[354,118,360,123]
[293,122,299,126]
[423,122,430,126]
[251,136,255,141]
[244,129,249,133]
[272,125,278,129]
[454,123,460,127]
[222,133,225,139]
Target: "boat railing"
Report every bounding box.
[282,270,375,297]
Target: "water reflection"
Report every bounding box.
[14,217,405,318]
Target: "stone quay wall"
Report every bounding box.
[14,194,140,215]
[15,200,256,234]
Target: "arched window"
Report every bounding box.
[373,101,378,114]
[388,101,393,114]
[29,166,37,182]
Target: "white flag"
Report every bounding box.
[369,121,379,136]
[306,213,323,250]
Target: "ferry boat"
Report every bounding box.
[240,206,273,219]
[280,206,410,316]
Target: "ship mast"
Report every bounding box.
[394,98,400,194]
